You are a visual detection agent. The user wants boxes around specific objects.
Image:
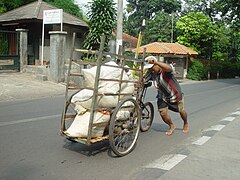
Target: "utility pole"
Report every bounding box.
[135,19,145,59]
[116,0,123,55]
[135,0,147,59]
[171,12,174,43]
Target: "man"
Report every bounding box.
[143,56,189,135]
[170,61,176,73]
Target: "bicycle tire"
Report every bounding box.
[140,102,154,132]
[109,97,141,157]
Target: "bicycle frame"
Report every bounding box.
[139,81,152,108]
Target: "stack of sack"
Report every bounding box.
[65,61,135,138]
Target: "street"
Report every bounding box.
[0,78,240,180]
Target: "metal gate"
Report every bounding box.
[0,30,19,71]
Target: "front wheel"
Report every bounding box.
[140,102,154,132]
[109,97,141,157]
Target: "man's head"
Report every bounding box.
[144,56,161,73]
[145,56,157,63]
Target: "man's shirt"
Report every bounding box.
[144,67,182,103]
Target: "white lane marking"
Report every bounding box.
[231,111,240,115]
[221,117,235,122]
[192,136,211,145]
[0,114,61,127]
[145,154,187,171]
[204,124,226,131]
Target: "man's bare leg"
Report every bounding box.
[180,110,189,133]
[159,108,176,135]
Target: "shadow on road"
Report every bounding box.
[62,139,110,156]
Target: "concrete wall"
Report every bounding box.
[38,25,85,63]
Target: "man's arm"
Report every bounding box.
[154,61,172,72]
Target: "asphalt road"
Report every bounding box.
[0,78,239,180]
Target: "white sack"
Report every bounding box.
[71,83,135,109]
[116,110,131,120]
[71,89,119,109]
[65,111,110,138]
[82,61,129,93]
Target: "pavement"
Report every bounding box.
[1,72,240,179]
[0,72,66,102]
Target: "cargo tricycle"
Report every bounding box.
[60,33,154,157]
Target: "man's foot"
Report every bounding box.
[182,123,189,133]
[165,124,176,136]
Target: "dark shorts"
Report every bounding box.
[157,97,184,113]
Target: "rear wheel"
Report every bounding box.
[140,102,154,132]
[109,97,141,157]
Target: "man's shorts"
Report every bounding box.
[157,96,185,113]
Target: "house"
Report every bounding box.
[0,0,88,71]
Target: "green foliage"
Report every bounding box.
[83,0,116,51]
[182,0,221,21]
[0,1,6,14]
[0,0,34,14]
[124,0,181,41]
[187,60,240,80]
[186,61,208,80]
[126,0,181,19]
[0,0,84,19]
[45,0,84,19]
[142,11,176,44]
[219,62,240,78]
[228,24,240,62]
[176,12,229,61]
[176,12,213,53]
[218,0,240,22]
[181,0,240,63]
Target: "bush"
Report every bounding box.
[219,62,240,78]
[187,60,240,80]
[186,61,208,80]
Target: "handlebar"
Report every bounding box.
[144,81,152,88]
[139,81,152,103]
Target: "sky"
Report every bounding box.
[75,0,128,13]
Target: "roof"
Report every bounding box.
[132,42,198,55]
[0,0,88,27]
[113,31,138,47]
[122,33,138,47]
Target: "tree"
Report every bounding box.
[0,0,34,14]
[227,24,240,62]
[217,0,240,62]
[182,0,221,21]
[83,0,116,51]
[218,0,240,22]
[176,12,228,62]
[0,0,84,20]
[124,0,181,39]
[181,0,240,63]
[142,11,177,44]
[45,0,84,19]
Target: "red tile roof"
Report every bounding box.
[113,31,138,47]
[132,42,198,55]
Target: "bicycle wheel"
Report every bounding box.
[109,97,141,157]
[140,102,154,132]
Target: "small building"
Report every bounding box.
[0,0,88,71]
[132,42,198,79]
